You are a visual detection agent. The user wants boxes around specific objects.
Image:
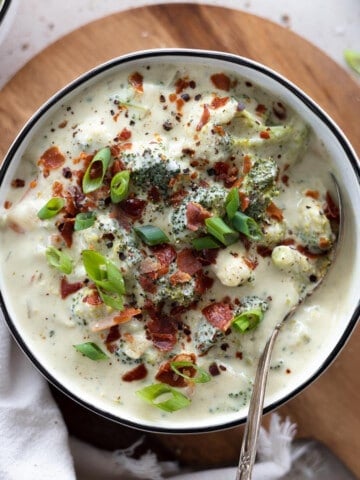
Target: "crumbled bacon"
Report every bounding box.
[169,189,188,206]
[186,202,211,231]
[38,146,66,177]
[194,271,214,294]
[139,274,157,293]
[147,186,161,203]
[266,201,284,221]
[155,353,196,387]
[128,72,144,93]
[170,270,192,285]
[105,325,121,344]
[256,245,273,257]
[196,104,210,131]
[150,244,177,268]
[119,197,147,220]
[110,159,126,174]
[122,363,148,382]
[210,96,229,109]
[324,191,340,222]
[175,77,190,94]
[118,127,132,141]
[92,308,142,332]
[57,219,75,247]
[305,189,320,199]
[147,315,177,352]
[202,302,233,331]
[177,249,203,275]
[243,155,252,175]
[60,277,83,299]
[83,289,102,305]
[11,178,25,188]
[194,248,219,266]
[210,73,231,91]
[239,192,250,211]
[213,161,239,187]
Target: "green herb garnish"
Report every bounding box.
[110,170,130,203]
[170,361,211,384]
[74,211,96,231]
[82,147,111,194]
[73,342,108,360]
[136,383,191,412]
[134,225,169,246]
[232,308,264,332]
[45,246,73,274]
[37,197,65,219]
[192,235,221,250]
[225,187,240,219]
[205,216,239,246]
[231,211,262,241]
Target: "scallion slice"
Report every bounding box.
[134,225,169,246]
[37,197,65,220]
[225,187,240,219]
[74,211,96,231]
[73,342,108,360]
[205,217,239,246]
[45,246,73,274]
[82,147,111,194]
[170,361,211,384]
[192,236,221,250]
[110,170,130,203]
[232,308,264,332]
[231,211,262,241]
[136,383,191,412]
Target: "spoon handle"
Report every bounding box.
[236,323,282,480]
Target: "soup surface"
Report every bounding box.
[0,61,340,426]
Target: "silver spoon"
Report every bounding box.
[236,174,343,480]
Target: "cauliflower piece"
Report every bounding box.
[271,245,315,277]
[74,115,113,150]
[260,220,286,247]
[294,196,334,252]
[212,246,253,287]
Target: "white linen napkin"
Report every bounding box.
[0,313,299,480]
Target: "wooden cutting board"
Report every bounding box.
[1,3,359,476]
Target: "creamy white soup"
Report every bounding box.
[0,61,341,426]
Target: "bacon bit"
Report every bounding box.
[175,77,190,94]
[29,179,38,189]
[4,200,12,209]
[281,174,289,186]
[147,185,161,203]
[281,238,295,246]
[256,245,272,257]
[243,155,252,175]
[177,249,203,275]
[105,325,120,344]
[186,202,212,231]
[11,178,25,188]
[266,201,284,221]
[202,302,233,332]
[52,180,64,197]
[296,245,324,259]
[117,142,132,152]
[151,243,177,268]
[118,127,132,141]
[210,73,231,91]
[122,363,148,382]
[260,130,270,139]
[38,146,66,177]
[147,315,177,352]
[213,125,226,136]
[60,277,83,299]
[119,197,147,220]
[324,191,340,221]
[196,104,210,131]
[83,289,103,305]
[92,308,142,332]
[128,71,144,93]
[8,220,24,233]
[214,161,239,188]
[139,274,157,293]
[110,159,126,174]
[57,219,74,247]
[319,237,331,249]
[155,353,196,387]
[195,248,219,266]
[195,271,214,294]
[305,189,320,199]
[273,102,287,120]
[243,256,258,270]
[110,205,131,231]
[239,191,250,211]
[139,258,168,279]
[176,98,185,112]
[255,104,267,115]
[236,351,243,360]
[232,177,243,188]
[210,96,229,109]
[170,271,192,285]
[58,120,68,128]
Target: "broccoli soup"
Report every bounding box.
[0,61,340,428]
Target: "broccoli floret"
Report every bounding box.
[194,320,224,355]
[171,185,227,236]
[153,271,199,307]
[129,149,180,197]
[115,340,143,365]
[241,158,279,220]
[235,296,269,316]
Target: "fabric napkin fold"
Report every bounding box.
[0,313,299,480]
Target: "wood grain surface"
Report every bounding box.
[0,3,359,475]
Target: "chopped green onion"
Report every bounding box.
[232,308,264,332]
[73,342,108,360]
[205,217,239,246]
[136,383,191,412]
[82,250,125,309]
[82,147,111,194]
[231,211,262,241]
[192,236,221,250]
[74,211,96,231]
[37,197,65,220]
[45,246,73,274]
[110,170,130,203]
[170,361,211,384]
[226,187,240,219]
[134,225,169,246]
[344,49,360,74]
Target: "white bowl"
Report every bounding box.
[0,49,359,433]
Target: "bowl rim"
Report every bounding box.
[0,0,11,23]
[0,48,359,434]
